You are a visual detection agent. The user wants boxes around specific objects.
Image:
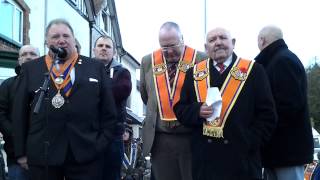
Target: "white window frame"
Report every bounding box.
[0,0,23,44]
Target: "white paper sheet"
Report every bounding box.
[205,87,222,122]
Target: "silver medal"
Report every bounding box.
[52,91,64,108]
[54,77,64,85]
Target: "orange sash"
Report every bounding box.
[304,161,318,180]
[193,57,254,137]
[152,46,197,121]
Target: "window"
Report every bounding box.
[0,0,23,44]
[314,137,320,148]
[66,0,87,17]
[101,8,111,34]
[69,0,77,6]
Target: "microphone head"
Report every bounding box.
[49,45,67,59]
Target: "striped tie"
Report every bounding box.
[217,63,225,74]
[168,63,177,88]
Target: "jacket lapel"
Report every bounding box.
[68,57,82,96]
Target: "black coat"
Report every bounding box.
[174,54,277,180]
[255,39,314,167]
[12,55,117,165]
[0,76,17,165]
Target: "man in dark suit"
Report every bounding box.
[12,18,117,180]
[94,35,132,180]
[173,27,277,180]
[140,21,207,180]
[0,44,39,180]
[256,25,313,180]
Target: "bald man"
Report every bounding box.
[174,27,277,180]
[256,25,313,180]
[18,45,40,65]
[0,44,39,180]
[140,22,207,180]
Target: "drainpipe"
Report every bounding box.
[44,0,48,54]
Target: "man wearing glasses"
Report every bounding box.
[140,21,207,180]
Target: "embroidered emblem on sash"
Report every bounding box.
[230,66,247,81]
[178,61,193,73]
[194,68,208,81]
[153,63,167,75]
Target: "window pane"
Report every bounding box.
[0,2,14,38]
[0,67,15,84]
[14,9,22,43]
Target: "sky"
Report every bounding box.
[116,0,320,67]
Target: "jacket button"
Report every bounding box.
[223,139,229,144]
[207,139,212,143]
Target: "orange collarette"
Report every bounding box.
[45,52,78,96]
[193,57,254,137]
[152,46,197,121]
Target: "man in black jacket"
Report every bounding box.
[12,19,117,180]
[0,44,39,180]
[256,25,314,180]
[94,35,132,180]
[174,27,277,180]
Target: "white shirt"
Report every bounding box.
[213,55,232,72]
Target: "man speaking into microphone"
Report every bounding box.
[12,18,117,180]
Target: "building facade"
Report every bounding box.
[0,0,144,122]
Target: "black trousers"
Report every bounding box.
[28,149,103,180]
[103,138,123,180]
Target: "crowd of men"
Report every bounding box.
[0,18,314,180]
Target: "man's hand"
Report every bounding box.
[199,103,213,119]
[17,156,28,170]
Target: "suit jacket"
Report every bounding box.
[173,54,277,179]
[140,47,207,156]
[12,55,117,165]
[255,39,314,167]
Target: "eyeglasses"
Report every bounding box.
[161,43,182,52]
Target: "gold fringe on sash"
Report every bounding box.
[203,126,224,138]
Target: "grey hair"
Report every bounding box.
[45,18,75,38]
[159,21,183,41]
[19,45,40,57]
[259,25,283,45]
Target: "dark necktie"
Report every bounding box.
[216,63,225,74]
[167,62,178,88]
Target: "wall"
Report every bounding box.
[25,0,90,56]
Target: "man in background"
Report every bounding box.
[256,25,313,180]
[94,35,132,180]
[0,44,40,180]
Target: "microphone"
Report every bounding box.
[49,45,67,59]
